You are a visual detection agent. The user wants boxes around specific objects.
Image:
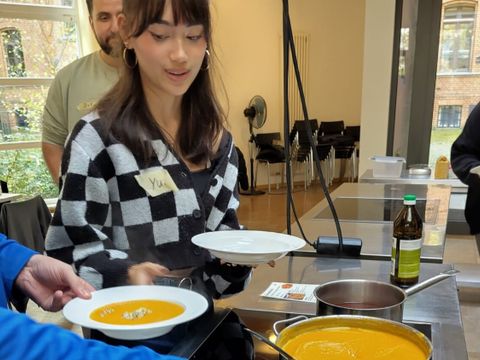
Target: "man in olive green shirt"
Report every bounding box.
[42,0,123,183]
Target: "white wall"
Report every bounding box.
[359,0,396,176]
[212,0,366,185]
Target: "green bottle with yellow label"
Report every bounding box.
[390,194,423,287]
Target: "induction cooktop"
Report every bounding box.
[314,197,439,224]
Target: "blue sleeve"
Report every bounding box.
[0,307,184,360]
[0,234,37,308]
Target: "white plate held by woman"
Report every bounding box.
[192,230,306,265]
[63,285,208,340]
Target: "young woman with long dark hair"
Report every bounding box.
[45,1,253,357]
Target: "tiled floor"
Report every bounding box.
[25,182,480,359]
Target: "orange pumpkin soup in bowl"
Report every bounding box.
[90,299,185,325]
[63,285,209,340]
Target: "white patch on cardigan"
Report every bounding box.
[67,140,90,175]
[206,274,231,294]
[104,207,112,227]
[85,177,109,204]
[78,266,103,290]
[75,122,105,160]
[227,196,240,211]
[72,241,104,262]
[208,175,223,198]
[82,111,100,122]
[173,188,200,216]
[44,226,74,251]
[151,140,180,166]
[206,206,224,231]
[107,177,120,202]
[106,249,128,259]
[223,162,239,191]
[153,218,180,245]
[107,143,140,176]
[112,226,130,250]
[91,226,109,241]
[119,197,152,226]
[60,200,87,227]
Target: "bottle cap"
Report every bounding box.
[404,194,416,204]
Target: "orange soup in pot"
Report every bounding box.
[90,300,184,325]
[282,326,427,360]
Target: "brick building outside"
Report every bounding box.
[433,0,480,129]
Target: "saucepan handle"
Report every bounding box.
[405,269,459,297]
[273,315,308,336]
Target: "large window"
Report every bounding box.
[0,1,80,197]
[438,5,475,73]
[427,1,479,167]
[437,105,462,128]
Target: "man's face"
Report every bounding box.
[89,0,123,56]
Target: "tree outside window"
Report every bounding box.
[0,1,79,198]
[1,29,26,77]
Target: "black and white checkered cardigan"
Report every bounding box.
[45,112,251,298]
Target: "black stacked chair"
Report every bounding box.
[345,125,360,156]
[254,132,286,193]
[318,121,357,182]
[290,120,320,189]
[344,125,360,181]
[319,120,345,136]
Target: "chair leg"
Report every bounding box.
[353,150,357,181]
[331,148,336,182]
[266,162,271,193]
[309,148,315,185]
[351,151,357,182]
[304,159,309,191]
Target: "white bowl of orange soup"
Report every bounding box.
[63,285,209,340]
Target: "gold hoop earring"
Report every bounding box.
[201,49,210,71]
[122,47,138,69]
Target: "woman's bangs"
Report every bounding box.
[127,0,210,37]
[171,0,210,32]
[127,0,166,37]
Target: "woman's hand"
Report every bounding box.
[128,262,170,285]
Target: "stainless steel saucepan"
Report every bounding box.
[314,269,458,322]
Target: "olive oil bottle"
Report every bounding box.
[390,194,423,287]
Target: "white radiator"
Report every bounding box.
[288,33,310,124]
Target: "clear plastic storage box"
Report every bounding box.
[370,156,405,178]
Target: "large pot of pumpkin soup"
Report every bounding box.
[273,315,432,360]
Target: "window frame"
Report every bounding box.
[437,104,462,128]
[0,1,80,151]
[438,4,476,74]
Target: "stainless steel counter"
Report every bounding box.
[217,256,468,360]
[359,169,466,191]
[360,169,469,235]
[290,183,451,263]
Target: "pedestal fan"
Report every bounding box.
[242,95,267,195]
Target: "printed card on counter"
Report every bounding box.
[261,282,318,303]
